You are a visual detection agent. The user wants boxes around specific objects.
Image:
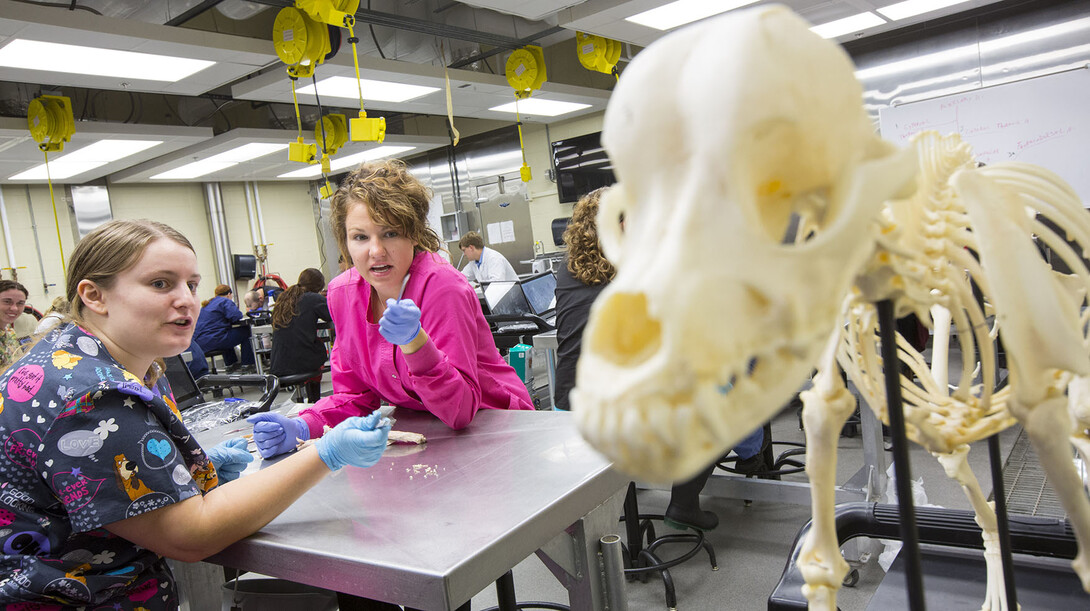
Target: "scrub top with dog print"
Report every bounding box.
[0,323,219,609]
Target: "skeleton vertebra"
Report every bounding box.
[572,5,1090,609]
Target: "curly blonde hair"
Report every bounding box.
[563,187,616,286]
[330,159,441,263]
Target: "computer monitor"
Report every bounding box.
[520,272,557,316]
[483,281,532,316]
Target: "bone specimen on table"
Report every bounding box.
[387,430,426,445]
[569,4,1090,610]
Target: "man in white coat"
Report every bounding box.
[459,231,519,283]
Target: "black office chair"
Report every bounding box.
[275,368,327,404]
[485,313,553,356]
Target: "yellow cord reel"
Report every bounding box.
[273,6,330,79]
[505,45,546,98]
[315,113,348,157]
[28,95,74,153]
[576,32,621,75]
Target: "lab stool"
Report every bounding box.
[276,370,325,404]
[620,482,718,611]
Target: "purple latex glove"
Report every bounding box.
[246,412,309,459]
[379,298,421,345]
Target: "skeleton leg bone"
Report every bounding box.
[1018,395,1090,591]
[934,445,1017,611]
[798,335,858,610]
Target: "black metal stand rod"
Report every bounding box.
[876,299,926,610]
[623,482,643,561]
[987,433,1019,608]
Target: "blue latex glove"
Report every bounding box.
[246,412,309,459]
[379,298,421,345]
[315,413,391,471]
[206,437,254,483]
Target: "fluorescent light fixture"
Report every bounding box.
[10,139,162,180]
[810,12,886,39]
[278,145,416,179]
[151,142,288,179]
[877,0,972,21]
[296,76,439,103]
[489,98,591,117]
[0,39,214,82]
[625,0,760,31]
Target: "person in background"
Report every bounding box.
[243,288,266,315]
[248,160,532,611]
[554,188,765,532]
[0,279,27,369]
[0,218,390,609]
[270,268,331,378]
[193,283,255,372]
[458,230,518,283]
[34,295,69,335]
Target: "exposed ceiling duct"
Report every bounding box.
[69,0,575,70]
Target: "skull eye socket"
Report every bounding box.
[588,292,661,367]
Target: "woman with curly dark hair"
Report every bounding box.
[553,187,615,412]
[554,187,764,532]
[269,268,331,379]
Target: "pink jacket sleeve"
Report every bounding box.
[400,281,486,429]
[296,345,381,438]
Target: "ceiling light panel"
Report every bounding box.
[811,12,887,39]
[489,99,592,117]
[11,140,162,180]
[0,118,212,184]
[232,53,608,125]
[112,129,448,183]
[295,77,440,103]
[0,39,213,82]
[0,2,278,95]
[149,142,289,180]
[625,0,760,31]
[561,0,1010,47]
[278,146,418,178]
[878,0,974,21]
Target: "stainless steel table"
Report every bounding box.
[192,407,628,611]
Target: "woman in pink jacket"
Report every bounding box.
[249,160,534,460]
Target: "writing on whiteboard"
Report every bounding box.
[878,69,1090,204]
[1017,127,1074,152]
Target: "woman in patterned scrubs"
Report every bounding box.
[0,219,390,609]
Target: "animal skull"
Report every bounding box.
[572,5,917,482]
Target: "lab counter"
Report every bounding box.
[190,406,628,610]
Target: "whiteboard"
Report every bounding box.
[878,68,1090,204]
